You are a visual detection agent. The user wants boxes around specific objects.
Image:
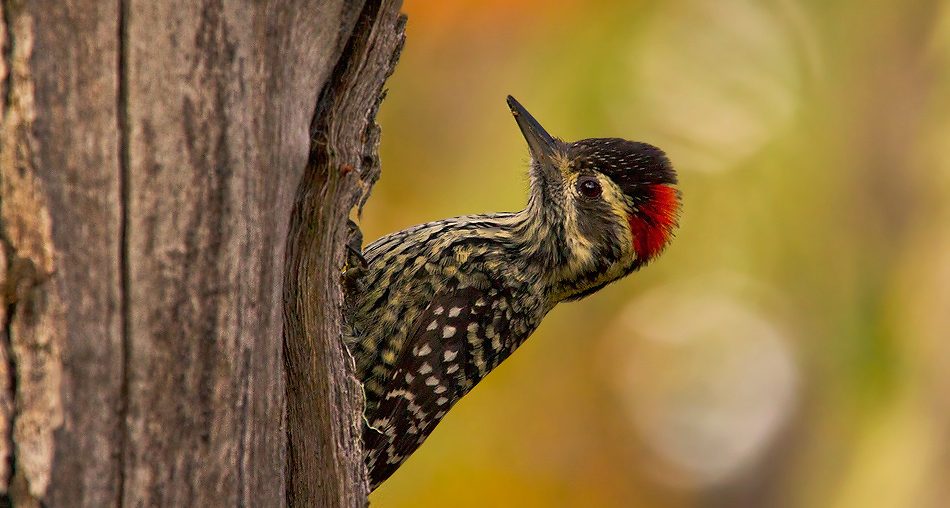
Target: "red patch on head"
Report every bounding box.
[627,184,680,261]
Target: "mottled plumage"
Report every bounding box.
[344,97,680,489]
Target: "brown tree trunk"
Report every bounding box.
[0,0,403,506]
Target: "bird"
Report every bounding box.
[343,96,680,489]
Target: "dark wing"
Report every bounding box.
[364,285,512,488]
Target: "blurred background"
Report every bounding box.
[363,0,950,506]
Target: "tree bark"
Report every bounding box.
[0,0,403,506]
[283,1,405,506]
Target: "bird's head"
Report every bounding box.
[508,96,680,295]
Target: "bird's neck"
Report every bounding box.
[506,189,566,273]
[500,187,640,303]
[497,190,602,303]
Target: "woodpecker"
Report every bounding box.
[344,96,680,489]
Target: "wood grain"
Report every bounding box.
[283,1,405,506]
[1,0,404,505]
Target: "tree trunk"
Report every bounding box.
[0,0,403,506]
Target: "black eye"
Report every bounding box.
[577,177,602,199]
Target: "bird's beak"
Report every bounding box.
[507,96,560,166]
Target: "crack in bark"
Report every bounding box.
[115,0,130,506]
[0,243,15,506]
[283,0,405,505]
[0,245,44,508]
[0,2,13,501]
[1,0,13,113]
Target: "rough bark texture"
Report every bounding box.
[283,1,405,505]
[0,0,403,506]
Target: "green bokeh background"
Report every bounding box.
[364,1,950,505]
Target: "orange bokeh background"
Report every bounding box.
[363,1,950,506]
